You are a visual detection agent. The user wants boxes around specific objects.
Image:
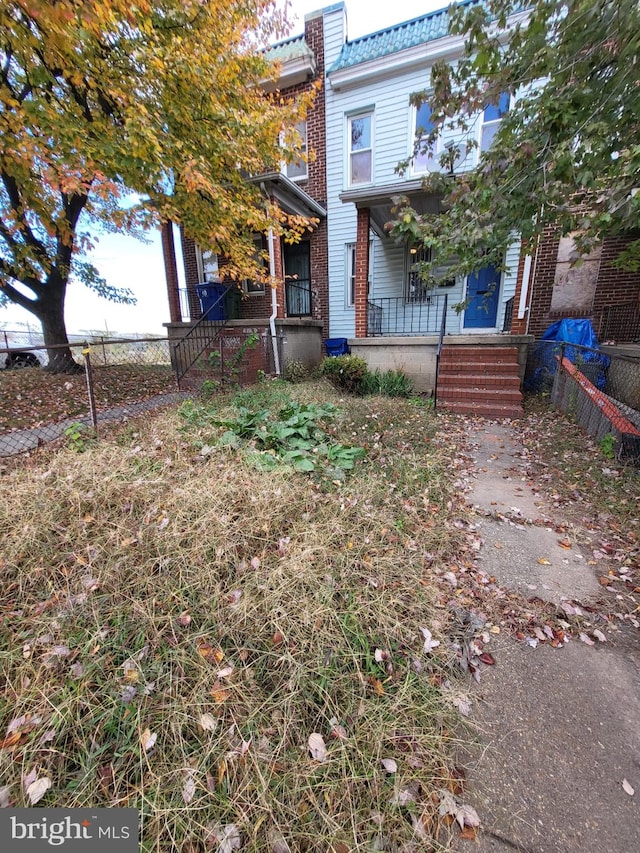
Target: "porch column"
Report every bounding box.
[510,237,536,335]
[161,221,182,323]
[354,207,371,338]
[273,235,286,318]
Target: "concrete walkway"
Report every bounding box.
[457,422,639,853]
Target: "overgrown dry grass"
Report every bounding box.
[0,381,474,852]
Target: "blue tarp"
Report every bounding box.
[526,319,611,391]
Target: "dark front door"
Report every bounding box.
[463,265,501,328]
[284,241,312,317]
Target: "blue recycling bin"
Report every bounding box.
[324,338,350,357]
[196,283,227,321]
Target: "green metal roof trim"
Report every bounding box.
[328,0,482,73]
[266,34,315,64]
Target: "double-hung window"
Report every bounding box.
[196,247,219,283]
[345,239,374,308]
[348,112,373,185]
[284,121,308,181]
[412,99,439,174]
[480,93,510,152]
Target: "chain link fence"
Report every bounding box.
[0,334,190,457]
[525,338,640,462]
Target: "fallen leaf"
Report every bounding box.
[459,825,478,840]
[451,695,472,717]
[579,632,595,646]
[622,778,634,796]
[308,733,327,762]
[213,823,241,853]
[217,666,234,679]
[331,725,347,740]
[199,713,217,732]
[456,803,480,830]
[177,612,192,627]
[381,758,397,774]
[592,629,607,642]
[211,687,231,704]
[0,731,25,750]
[267,829,291,853]
[368,677,385,696]
[479,652,495,666]
[25,776,51,805]
[420,627,441,653]
[140,728,157,753]
[537,557,551,565]
[272,631,284,646]
[182,774,196,804]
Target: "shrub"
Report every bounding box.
[360,367,414,398]
[320,355,369,393]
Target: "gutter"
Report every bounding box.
[267,226,281,376]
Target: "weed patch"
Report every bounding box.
[0,382,475,850]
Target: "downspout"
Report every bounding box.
[267,226,281,376]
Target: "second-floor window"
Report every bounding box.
[285,121,308,181]
[412,99,439,173]
[348,112,373,185]
[480,93,510,152]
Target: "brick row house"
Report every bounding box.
[162,1,639,410]
[162,9,330,386]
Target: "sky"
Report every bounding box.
[1,0,448,338]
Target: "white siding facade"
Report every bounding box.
[321,4,520,338]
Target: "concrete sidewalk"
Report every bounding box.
[457,422,639,853]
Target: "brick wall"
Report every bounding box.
[528,231,640,339]
[176,13,329,337]
[354,209,371,338]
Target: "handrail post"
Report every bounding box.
[433,293,448,410]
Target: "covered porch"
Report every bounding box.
[342,181,518,339]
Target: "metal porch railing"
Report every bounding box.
[366,293,449,336]
[172,289,228,387]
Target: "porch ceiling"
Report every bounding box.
[339,180,441,238]
[249,172,326,225]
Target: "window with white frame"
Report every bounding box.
[196,246,219,282]
[480,93,510,152]
[411,99,440,174]
[348,112,373,185]
[345,239,373,307]
[242,235,267,296]
[284,121,308,180]
[405,246,456,301]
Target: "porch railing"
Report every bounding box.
[285,280,312,317]
[366,294,448,336]
[596,301,640,343]
[172,289,228,387]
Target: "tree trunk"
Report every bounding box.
[35,275,82,374]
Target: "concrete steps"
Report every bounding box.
[437,345,524,419]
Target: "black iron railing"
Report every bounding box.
[597,302,640,343]
[502,296,514,332]
[433,293,448,410]
[366,294,448,336]
[285,279,312,317]
[172,290,228,387]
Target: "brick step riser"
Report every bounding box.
[440,347,519,360]
[437,374,522,389]
[438,401,523,419]
[439,358,521,370]
[438,389,523,404]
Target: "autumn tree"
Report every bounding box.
[0,0,313,371]
[391,0,640,281]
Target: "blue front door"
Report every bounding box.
[463,265,501,328]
